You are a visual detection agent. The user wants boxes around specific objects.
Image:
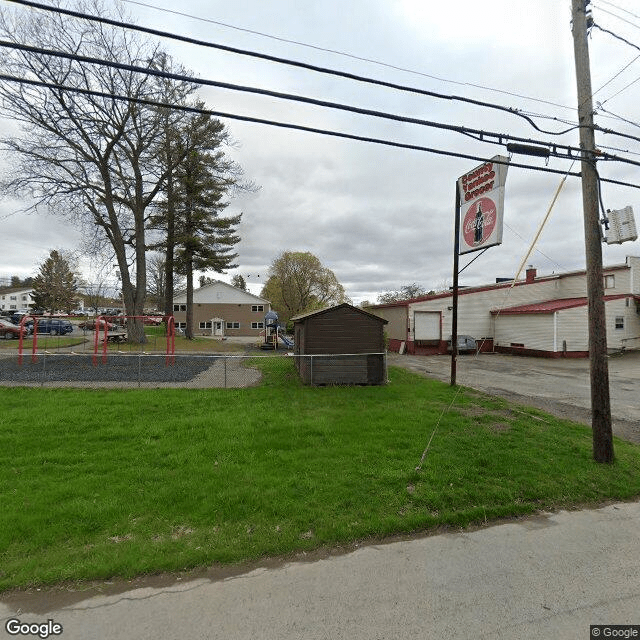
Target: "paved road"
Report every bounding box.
[2,501,639,640]
[388,351,640,443]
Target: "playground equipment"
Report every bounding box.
[261,310,293,350]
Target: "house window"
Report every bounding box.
[615,316,624,330]
[251,322,264,329]
[226,322,240,329]
[173,304,187,312]
[604,274,615,289]
[199,321,212,329]
[10,295,17,301]
[251,305,264,312]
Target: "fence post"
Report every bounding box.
[40,351,46,387]
[224,356,227,388]
[138,354,142,388]
[310,354,313,386]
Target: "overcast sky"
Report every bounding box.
[2,0,640,303]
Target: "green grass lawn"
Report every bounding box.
[1,358,639,591]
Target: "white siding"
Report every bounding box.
[606,297,640,350]
[409,279,563,341]
[494,314,555,352]
[556,308,589,352]
[627,256,640,294]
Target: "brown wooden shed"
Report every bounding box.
[292,303,388,385]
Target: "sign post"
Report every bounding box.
[451,155,509,386]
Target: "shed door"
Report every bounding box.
[414,311,441,341]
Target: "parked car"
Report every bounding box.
[0,319,29,340]
[30,318,74,336]
[10,312,27,325]
[447,335,477,354]
[78,318,114,331]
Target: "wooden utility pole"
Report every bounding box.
[451,185,461,386]
[571,0,614,463]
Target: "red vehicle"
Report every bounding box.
[78,318,115,331]
[0,319,28,340]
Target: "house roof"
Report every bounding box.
[174,280,270,305]
[492,294,634,315]
[291,303,388,324]
[0,287,34,296]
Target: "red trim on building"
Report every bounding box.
[491,294,630,315]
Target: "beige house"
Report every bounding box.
[172,281,271,338]
[369,256,640,357]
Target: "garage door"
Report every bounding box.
[414,311,441,341]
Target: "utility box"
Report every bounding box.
[605,206,638,244]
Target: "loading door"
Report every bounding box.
[414,311,441,341]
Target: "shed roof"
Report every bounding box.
[291,303,388,324]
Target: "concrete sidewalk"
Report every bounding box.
[3,501,639,640]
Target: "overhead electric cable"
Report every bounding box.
[593,4,640,30]
[117,0,578,113]
[592,53,640,97]
[593,22,640,53]
[2,73,639,191]
[596,0,640,21]
[599,73,640,104]
[5,39,640,168]
[597,104,640,130]
[3,0,584,136]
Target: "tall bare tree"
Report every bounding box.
[0,1,190,341]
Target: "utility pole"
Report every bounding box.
[571,0,614,463]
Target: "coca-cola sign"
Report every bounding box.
[462,197,497,248]
[457,155,508,255]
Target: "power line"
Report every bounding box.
[12,0,640,151]
[593,2,640,30]
[596,0,640,21]
[600,73,640,104]
[4,0,583,136]
[592,53,640,97]
[117,0,579,114]
[0,39,603,164]
[593,21,640,53]
[597,104,640,130]
[3,72,640,191]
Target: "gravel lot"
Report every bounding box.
[389,350,640,444]
[0,353,262,388]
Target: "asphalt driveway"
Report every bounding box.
[388,350,640,443]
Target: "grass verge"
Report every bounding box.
[0,358,639,590]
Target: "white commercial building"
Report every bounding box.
[370,256,640,357]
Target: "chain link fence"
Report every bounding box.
[0,352,387,388]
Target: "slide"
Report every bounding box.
[279,333,294,348]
